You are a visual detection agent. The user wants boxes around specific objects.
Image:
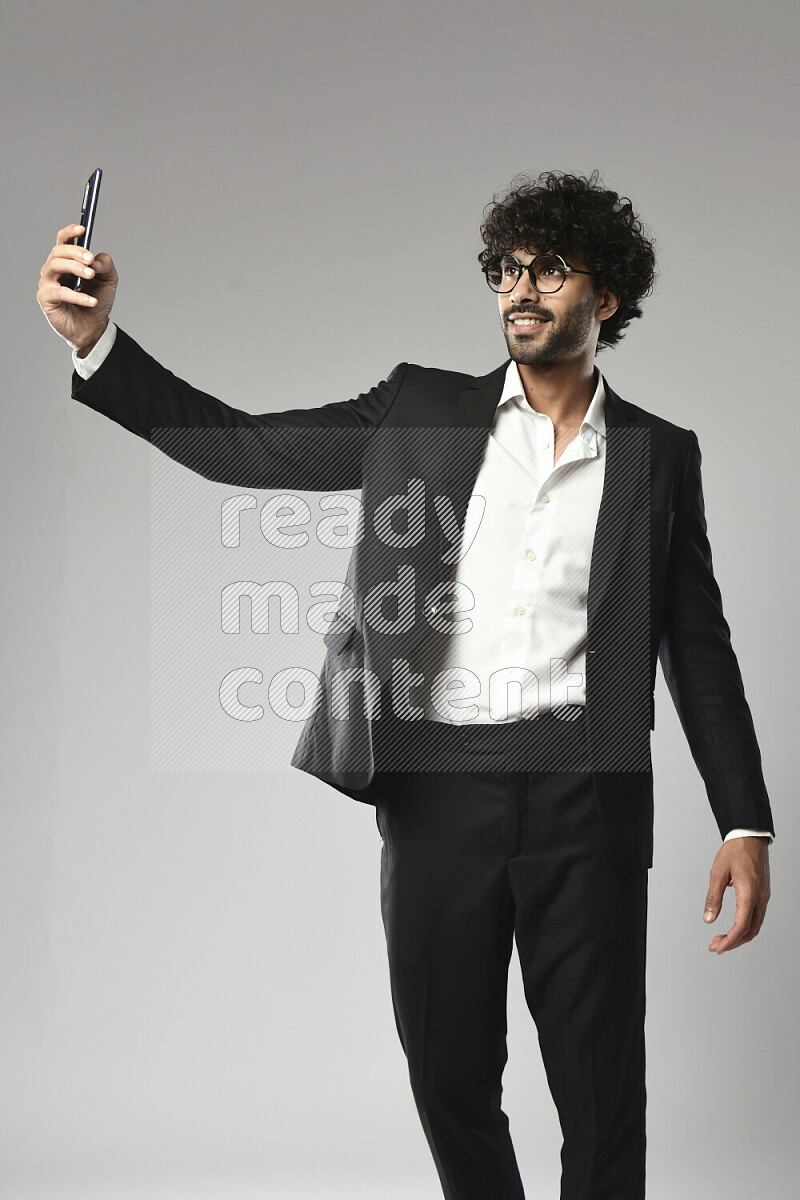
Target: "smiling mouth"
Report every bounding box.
[509,317,549,330]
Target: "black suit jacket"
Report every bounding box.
[71,326,775,870]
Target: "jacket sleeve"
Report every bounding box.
[70,325,409,492]
[658,429,775,840]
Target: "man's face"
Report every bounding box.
[497,246,609,366]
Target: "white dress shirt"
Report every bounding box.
[71,325,772,844]
[420,358,606,725]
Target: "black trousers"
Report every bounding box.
[371,710,649,1200]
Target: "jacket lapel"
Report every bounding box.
[437,361,511,555]
[586,382,648,640]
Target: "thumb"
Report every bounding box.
[91,252,117,285]
[704,882,723,922]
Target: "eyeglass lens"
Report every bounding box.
[486,254,566,293]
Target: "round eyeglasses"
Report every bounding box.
[483,252,595,294]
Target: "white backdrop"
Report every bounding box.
[2,1,798,1197]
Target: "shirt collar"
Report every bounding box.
[498,359,606,437]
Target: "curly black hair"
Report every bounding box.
[478,169,658,351]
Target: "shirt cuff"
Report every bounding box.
[71,321,117,379]
[724,828,774,844]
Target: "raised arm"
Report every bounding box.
[38,223,408,492]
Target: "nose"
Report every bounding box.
[509,266,540,304]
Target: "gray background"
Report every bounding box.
[2,1,798,1196]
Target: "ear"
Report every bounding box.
[596,285,620,322]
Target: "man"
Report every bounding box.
[39,169,774,1199]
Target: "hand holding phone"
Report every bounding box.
[37,168,119,355]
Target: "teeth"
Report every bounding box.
[512,319,544,325]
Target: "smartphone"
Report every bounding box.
[66,168,102,291]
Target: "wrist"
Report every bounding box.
[76,321,109,358]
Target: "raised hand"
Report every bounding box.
[37,223,118,355]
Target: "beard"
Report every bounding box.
[503,289,598,365]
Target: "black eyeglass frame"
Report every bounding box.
[482,252,596,294]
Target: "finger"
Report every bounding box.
[734,913,759,947]
[44,243,95,269]
[38,281,99,306]
[710,905,754,953]
[56,224,86,245]
[709,884,754,951]
[42,254,96,282]
[744,903,768,943]
[719,888,767,950]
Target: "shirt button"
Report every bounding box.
[526,549,536,560]
[543,440,549,448]
[539,493,549,503]
[516,605,527,616]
